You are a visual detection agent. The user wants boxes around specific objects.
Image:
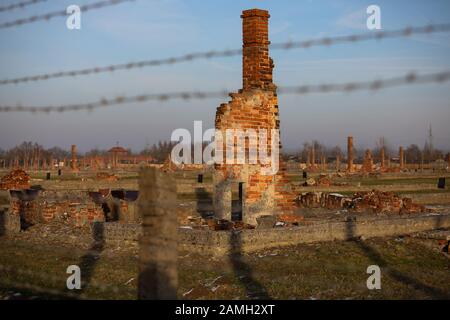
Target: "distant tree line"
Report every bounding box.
[0,140,209,166]
[0,138,448,167]
[0,142,71,167]
[285,137,449,164]
[140,141,177,163]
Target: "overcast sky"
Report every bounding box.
[0,0,449,153]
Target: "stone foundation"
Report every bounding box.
[179,212,450,256]
[7,188,140,229]
[96,222,142,242]
[0,207,21,235]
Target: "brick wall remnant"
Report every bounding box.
[0,207,21,234]
[96,172,118,181]
[9,189,106,228]
[0,169,30,190]
[213,9,297,225]
[317,174,331,187]
[297,190,430,215]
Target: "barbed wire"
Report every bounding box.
[277,71,450,95]
[1,71,449,114]
[0,0,137,29]
[0,0,47,13]
[1,23,450,86]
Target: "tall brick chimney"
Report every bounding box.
[241,9,273,91]
[399,146,405,169]
[214,9,297,225]
[347,136,354,172]
[71,144,78,171]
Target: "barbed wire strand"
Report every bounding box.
[0,0,137,29]
[1,24,449,86]
[1,71,449,114]
[0,0,47,13]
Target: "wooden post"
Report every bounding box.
[138,167,177,300]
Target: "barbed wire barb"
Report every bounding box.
[0,0,47,13]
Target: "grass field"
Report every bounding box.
[0,234,449,300]
[1,169,449,300]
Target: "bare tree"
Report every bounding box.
[141,141,176,163]
[405,144,421,164]
[374,136,393,159]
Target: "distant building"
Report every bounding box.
[108,146,128,168]
[108,146,154,168]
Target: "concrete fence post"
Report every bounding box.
[138,167,177,300]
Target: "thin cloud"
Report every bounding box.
[336,8,367,30]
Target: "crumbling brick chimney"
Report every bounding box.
[362,149,373,173]
[347,136,354,172]
[336,153,341,172]
[71,145,78,171]
[241,9,274,91]
[399,146,405,169]
[213,9,297,225]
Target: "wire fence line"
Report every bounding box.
[1,23,450,86]
[1,71,448,114]
[0,0,47,13]
[0,0,137,29]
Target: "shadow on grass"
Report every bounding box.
[195,187,213,219]
[74,222,105,297]
[0,285,78,300]
[345,216,450,299]
[138,264,177,300]
[0,208,5,237]
[229,230,271,300]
